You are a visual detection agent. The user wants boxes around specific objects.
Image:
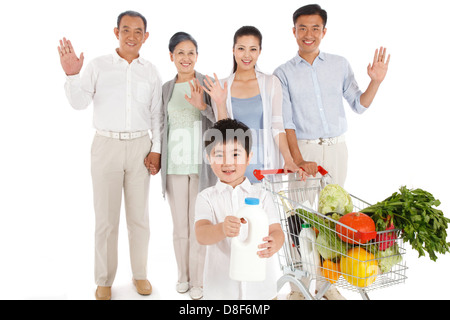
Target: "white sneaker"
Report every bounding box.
[176,282,189,294]
[322,287,346,300]
[189,287,203,300]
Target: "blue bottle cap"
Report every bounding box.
[245,197,260,205]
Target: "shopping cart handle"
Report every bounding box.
[253,166,328,181]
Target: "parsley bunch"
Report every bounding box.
[361,186,450,261]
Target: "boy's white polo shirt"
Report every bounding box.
[195,178,281,300]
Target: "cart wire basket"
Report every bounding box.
[254,167,408,300]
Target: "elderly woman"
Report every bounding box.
[160,32,216,300]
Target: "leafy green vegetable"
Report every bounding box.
[296,208,348,260]
[316,231,347,260]
[330,212,343,222]
[296,208,329,235]
[376,244,403,273]
[361,186,450,262]
[318,184,353,215]
[324,212,343,229]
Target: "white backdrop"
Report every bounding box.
[0,0,449,300]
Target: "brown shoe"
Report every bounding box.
[133,279,152,296]
[95,286,111,300]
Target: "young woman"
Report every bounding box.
[159,32,216,300]
[203,26,303,183]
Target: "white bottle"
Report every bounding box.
[229,197,269,282]
[299,223,320,279]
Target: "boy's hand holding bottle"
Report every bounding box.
[222,216,247,238]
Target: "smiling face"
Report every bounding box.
[208,141,252,188]
[114,15,149,62]
[170,40,198,77]
[233,35,261,72]
[293,14,327,64]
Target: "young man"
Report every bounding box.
[274,4,390,187]
[273,4,390,300]
[194,119,285,300]
[58,11,163,300]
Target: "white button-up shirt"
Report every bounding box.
[64,50,163,152]
[195,178,281,300]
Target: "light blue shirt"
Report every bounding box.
[274,52,367,140]
[231,94,264,184]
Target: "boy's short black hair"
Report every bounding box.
[204,118,252,157]
[293,4,327,27]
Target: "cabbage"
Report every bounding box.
[318,184,353,215]
[316,230,347,260]
[376,244,403,273]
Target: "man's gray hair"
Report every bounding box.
[117,11,147,32]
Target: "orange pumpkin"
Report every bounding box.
[335,212,376,244]
[322,260,341,284]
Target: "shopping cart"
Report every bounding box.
[254,167,408,300]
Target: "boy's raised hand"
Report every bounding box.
[58,37,84,76]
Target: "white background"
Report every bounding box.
[0,0,449,300]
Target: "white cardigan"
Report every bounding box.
[211,69,285,170]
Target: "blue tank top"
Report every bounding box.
[231,94,264,184]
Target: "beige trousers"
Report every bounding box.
[91,134,152,286]
[166,174,205,287]
[298,139,348,187]
[288,140,348,207]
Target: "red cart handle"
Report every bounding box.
[253,166,328,181]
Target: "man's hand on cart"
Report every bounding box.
[283,159,309,181]
[222,216,246,238]
[298,160,318,177]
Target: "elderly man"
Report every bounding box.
[58,11,163,300]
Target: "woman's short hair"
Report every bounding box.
[169,32,198,53]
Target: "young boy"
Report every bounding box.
[195,119,284,300]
